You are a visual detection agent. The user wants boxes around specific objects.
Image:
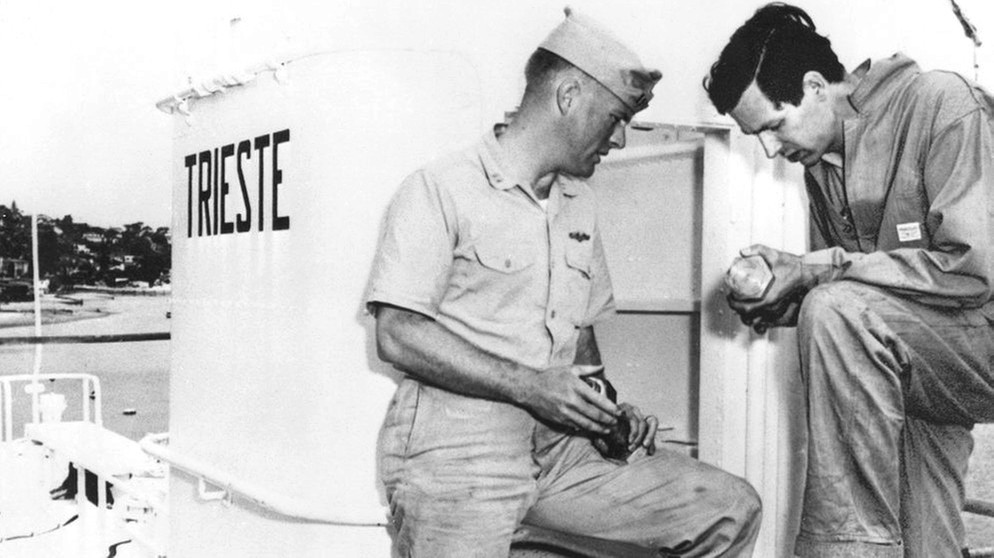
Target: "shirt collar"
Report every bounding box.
[477,125,586,198]
[479,127,517,191]
[820,152,844,169]
[848,53,920,114]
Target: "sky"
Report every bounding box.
[0,2,179,229]
[1,0,992,230]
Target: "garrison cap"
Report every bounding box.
[539,6,661,112]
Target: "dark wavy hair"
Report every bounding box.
[703,3,845,114]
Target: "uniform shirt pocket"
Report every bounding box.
[564,240,592,279]
[475,241,535,274]
[557,239,594,326]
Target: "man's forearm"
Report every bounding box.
[375,305,620,433]
[374,304,538,406]
[802,246,991,307]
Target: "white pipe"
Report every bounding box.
[2,379,12,441]
[30,214,42,424]
[31,214,41,333]
[155,61,277,114]
[139,433,388,527]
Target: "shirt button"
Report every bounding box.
[551,310,557,319]
[504,258,512,268]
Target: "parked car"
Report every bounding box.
[0,280,33,302]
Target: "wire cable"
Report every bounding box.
[0,513,78,544]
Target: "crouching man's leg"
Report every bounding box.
[525,425,762,557]
[899,419,973,558]
[379,379,540,558]
[794,281,992,558]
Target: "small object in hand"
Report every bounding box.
[582,376,630,460]
[600,410,631,460]
[725,254,774,300]
[583,376,617,403]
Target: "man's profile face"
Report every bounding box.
[562,82,632,178]
[729,79,837,167]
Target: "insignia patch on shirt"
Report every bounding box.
[568,231,590,242]
[896,222,922,242]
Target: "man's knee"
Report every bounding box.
[688,469,763,547]
[721,473,763,533]
[797,282,895,352]
[797,282,856,336]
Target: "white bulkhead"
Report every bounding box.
[167,49,481,556]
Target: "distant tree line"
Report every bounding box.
[0,202,171,291]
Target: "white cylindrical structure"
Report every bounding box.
[165,49,481,557]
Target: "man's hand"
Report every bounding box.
[726,244,815,334]
[591,402,658,459]
[523,365,620,435]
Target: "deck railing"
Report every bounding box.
[0,372,102,442]
[139,432,389,527]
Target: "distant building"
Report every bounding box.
[0,257,29,278]
[83,233,104,244]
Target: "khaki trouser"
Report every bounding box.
[379,378,762,557]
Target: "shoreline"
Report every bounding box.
[0,291,131,330]
[0,307,112,329]
[72,285,171,297]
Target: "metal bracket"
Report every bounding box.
[198,477,232,507]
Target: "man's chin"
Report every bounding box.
[570,165,597,179]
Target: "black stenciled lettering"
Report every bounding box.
[220,144,235,235]
[184,154,196,238]
[235,140,252,233]
[187,129,290,238]
[212,147,220,235]
[254,135,271,232]
[197,150,212,236]
[272,129,290,231]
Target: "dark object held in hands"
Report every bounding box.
[601,410,631,460]
[583,376,631,460]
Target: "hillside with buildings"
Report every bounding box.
[0,201,170,298]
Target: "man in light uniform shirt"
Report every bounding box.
[367,7,762,557]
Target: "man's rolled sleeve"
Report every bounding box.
[366,170,455,318]
[800,247,853,285]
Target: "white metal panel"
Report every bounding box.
[167,49,481,556]
[697,129,810,557]
[592,130,703,310]
[595,314,699,444]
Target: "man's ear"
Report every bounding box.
[803,70,829,98]
[556,78,582,115]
